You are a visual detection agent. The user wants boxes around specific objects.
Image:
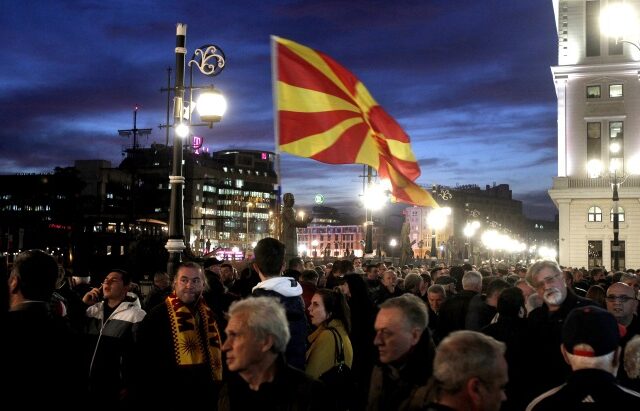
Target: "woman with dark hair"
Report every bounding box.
[481,287,528,411]
[306,288,353,377]
[340,273,378,411]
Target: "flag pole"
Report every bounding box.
[271,35,283,240]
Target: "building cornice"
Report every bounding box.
[552,61,640,79]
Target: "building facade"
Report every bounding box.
[404,183,530,265]
[549,0,640,269]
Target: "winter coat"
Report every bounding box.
[253,276,309,370]
[305,319,353,379]
[85,295,146,400]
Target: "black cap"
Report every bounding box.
[562,305,621,357]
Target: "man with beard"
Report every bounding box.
[525,260,594,402]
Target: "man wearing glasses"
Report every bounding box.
[82,269,146,407]
[606,282,640,388]
[525,260,594,402]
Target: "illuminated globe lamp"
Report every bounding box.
[196,87,227,125]
[362,180,389,256]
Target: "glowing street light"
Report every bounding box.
[166,23,227,276]
[463,220,481,263]
[427,207,451,261]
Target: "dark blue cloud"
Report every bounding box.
[1,0,559,220]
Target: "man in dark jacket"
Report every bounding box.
[434,271,482,342]
[252,237,309,370]
[4,250,87,408]
[525,260,595,401]
[219,296,333,410]
[136,262,223,408]
[423,331,508,411]
[526,306,640,410]
[368,294,435,411]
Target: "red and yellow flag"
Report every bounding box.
[272,36,437,207]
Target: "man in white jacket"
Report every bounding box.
[82,269,146,407]
[252,237,309,370]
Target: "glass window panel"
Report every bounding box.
[609,84,623,98]
[587,85,601,98]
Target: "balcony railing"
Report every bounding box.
[553,176,640,189]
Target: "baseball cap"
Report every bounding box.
[562,305,621,357]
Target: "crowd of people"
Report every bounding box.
[3,242,640,410]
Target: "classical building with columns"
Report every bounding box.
[549,0,640,270]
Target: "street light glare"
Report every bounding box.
[362,183,388,211]
[175,122,190,138]
[587,159,603,178]
[609,158,622,174]
[600,3,638,40]
[609,141,621,154]
[196,89,227,123]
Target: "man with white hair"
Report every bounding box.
[218,297,332,410]
[435,270,482,342]
[525,260,594,398]
[526,306,640,409]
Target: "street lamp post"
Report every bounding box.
[600,3,640,271]
[427,207,451,266]
[165,23,227,276]
[389,238,397,266]
[463,221,481,264]
[362,171,389,258]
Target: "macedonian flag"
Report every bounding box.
[272,36,437,207]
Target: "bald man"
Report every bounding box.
[606,282,640,389]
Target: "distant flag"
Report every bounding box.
[271,36,437,207]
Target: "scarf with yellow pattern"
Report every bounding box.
[166,293,222,381]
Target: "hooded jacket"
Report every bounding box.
[253,276,309,370]
[85,294,146,397]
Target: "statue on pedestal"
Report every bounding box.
[400,221,414,268]
[281,193,311,263]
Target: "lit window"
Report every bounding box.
[587,85,601,99]
[588,206,602,222]
[610,206,625,222]
[609,84,623,98]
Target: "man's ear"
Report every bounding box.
[466,376,483,404]
[261,334,275,353]
[253,263,267,281]
[410,328,422,346]
[8,274,19,295]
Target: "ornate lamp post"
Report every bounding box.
[166,23,227,276]
[362,178,389,258]
[463,220,481,264]
[389,238,397,265]
[427,207,451,265]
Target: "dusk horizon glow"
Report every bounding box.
[2,1,559,220]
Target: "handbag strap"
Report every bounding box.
[326,326,345,363]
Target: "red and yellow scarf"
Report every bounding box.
[166,293,222,381]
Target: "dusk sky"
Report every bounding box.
[2,1,559,220]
